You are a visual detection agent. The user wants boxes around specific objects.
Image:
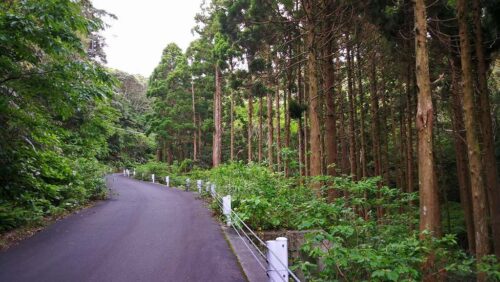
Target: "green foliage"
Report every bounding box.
[0,0,118,232]
[251,80,268,98]
[184,163,483,281]
[289,99,307,120]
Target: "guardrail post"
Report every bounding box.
[266,237,288,282]
[126,169,130,177]
[151,174,155,183]
[185,178,190,191]
[197,180,202,193]
[210,183,216,197]
[133,169,136,177]
[166,176,170,187]
[222,195,232,226]
[206,181,210,192]
[123,169,126,176]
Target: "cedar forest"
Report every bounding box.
[1,0,499,281]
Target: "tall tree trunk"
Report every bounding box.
[192,81,197,161]
[267,88,273,168]
[298,62,305,176]
[346,41,358,180]
[212,65,222,167]
[357,44,367,179]
[276,80,281,172]
[258,95,263,163]
[414,0,440,237]
[472,0,500,257]
[285,69,292,177]
[370,61,381,179]
[406,64,414,195]
[380,81,390,185]
[198,114,202,158]
[457,0,491,274]
[340,96,349,175]
[303,0,321,190]
[324,42,338,200]
[230,90,235,161]
[450,57,475,254]
[248,80,254,163]
[414,1,441,278]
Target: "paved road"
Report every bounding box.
[0,175,246,282]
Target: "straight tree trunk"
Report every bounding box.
[304,66,310,177]
[450,58,475,254]
[298,62,305,176]
[414,0,440,237]
[406,64,414,195]
[248,78,254,163]
[357,44,367,179]
[370,61,381,179]
[230,90,235,161]
[324,43,338,200]
[340,95,349,175]
[258,95,263,163]
[346,42,358,180]
[285,69,292,177]
[276,81,281,172]
[472,0,500,257]
[212,65,223,167]
[457,0,491,274]
[192,81,197,161]
[267,88,273,168]
[414,1,441,278]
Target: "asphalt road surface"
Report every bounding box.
[0,174,246,282]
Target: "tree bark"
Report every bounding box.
[357,44,367,179]
[304,0,321,194]
[406,64,414,195]
[324,41,338,200]
[267,87,273,168]
[370,61,381,179]
[248,78,254,163]
[457,0,491,274]
[472,0,500,258]
[230,89,235,161]
[414,0,440,237]
[346,41,358,180]
[450,58,475,254]
[258,95,263,163]
[212,65,222,167]
[275,80,281,172]
[414,0,441,278]
[192,81,197,161]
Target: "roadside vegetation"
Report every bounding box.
[0,1,154,234]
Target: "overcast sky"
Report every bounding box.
[92,0,204,77]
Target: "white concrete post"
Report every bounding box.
[151,174,155,183]
[210,184,216,197]
[222,195,232,226]
[123,169,126,176]
[206,181,210,192]
[266,237,288,282]
[166,176,170,187]
[126,169,130,177]
[133,169,136,177]
[197,180,202,193]
[185,178,190,191]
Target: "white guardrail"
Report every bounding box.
[122,169,300,282]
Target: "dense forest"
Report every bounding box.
[1,0,499,281]
[0,0,155,234]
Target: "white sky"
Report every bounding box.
[92,0,204,77]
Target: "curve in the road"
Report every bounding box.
[0,174,246,282]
